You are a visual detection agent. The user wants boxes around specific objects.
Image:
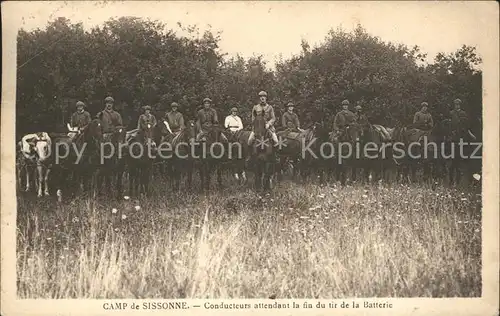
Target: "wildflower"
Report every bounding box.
[72,217,79,223]
[121,214,127,220]
[300,216,309,219]
[317,194,325,198]
[362,195,368,198]
[123,196,130,200]
[460,198,468,201]
[171,249,180,256]
[474,229,480,233]
[112,208,118,214]
[46,237,52,241]
[114,228,119,232]
[134,205,141,211]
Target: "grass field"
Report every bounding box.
[16,175,482,298]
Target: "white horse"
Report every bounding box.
[19,132,53,197]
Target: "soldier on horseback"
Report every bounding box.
[248,91,279,146]
[282,102,303,132]
[98,96,123,133]
[196,97,219,141]
[412,102,434,131]
[333,99,356,138]
[450,98,471,138]
[354,104,370,128]
[68,101,91,140]
[163,102,185,139]
[137,105,157,131]
[224,107,243,141]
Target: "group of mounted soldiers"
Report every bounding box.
[22,89,471,160]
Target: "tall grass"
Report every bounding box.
[16,178,482,298]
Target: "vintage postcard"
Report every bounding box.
[1,1,498,315]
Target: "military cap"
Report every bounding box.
[231,107,238,112]
[341,99,350,105]
[454,98,462,104]
[203,97,212,103]
[421,101,429,107]
[76,101,86,108]
[105,96,114,103]
[355,105,362,110]
[287,102,295,108]
[171,102,180,108]
[258,91,268,97]
[143,105,152,111]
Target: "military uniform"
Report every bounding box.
[333,109,356,132]
[282,111,300,130]
[413,110,433,130]
[164,110,185,134]
[71,110,91,129]
[354,111,370,127]
[450,108,469,132]
[99,109,123,133]
[98,97,123,133]
[196,98,219,140]
[137,113,157,130]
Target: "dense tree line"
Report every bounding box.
[16,17,482,136]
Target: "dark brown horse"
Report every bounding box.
[161,120,197,191]
[328,122,364,186]
[221,128,252,185]
[352,123,394,184]
[439,118,480,186]
[196,124,229,192]
[48,118,103,200]
[249,114,276,192]
[99,126,127,199]
[391,120,451,184]
[276,122,330,184]
[127,123,158,197]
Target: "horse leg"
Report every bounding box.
[25,166,31,192]
[36,165,43,197]
[44,168,50,196]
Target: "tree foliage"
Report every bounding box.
[16,19,482,135]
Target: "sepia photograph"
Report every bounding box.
[1,1,499,315]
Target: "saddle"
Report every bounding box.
[372,124,392,142]
[406,128,431,143]
[126,129,138,143]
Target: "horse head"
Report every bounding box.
[205,124,227,144]
[343,122,364,143]
[184,120,197,141]
[138,123,157,151]
[33,133,52,163]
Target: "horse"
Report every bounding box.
[249,114,276,192]
[17,132,53,197]
[45,118,103,200]
[328,122,364,186]
[99,125,128,199]
[160,120,197,191]
[352,123,394,184]
[439,119,479,186]
[390,121,450,184]
[127,123,158,197]
[220,128,251,185]
[196,124,229,192]
[276,122,330,184]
